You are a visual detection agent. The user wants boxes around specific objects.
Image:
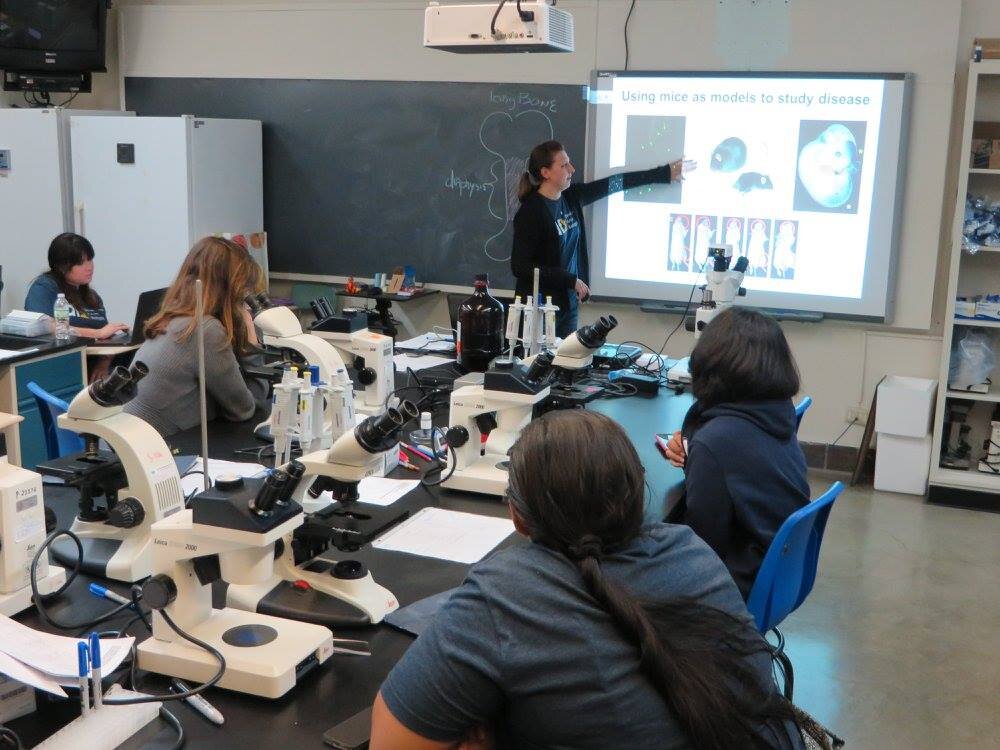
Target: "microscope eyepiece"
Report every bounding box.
[128,361,149,383]
[355,400,418,453]
[255,292,272,310]
[526,350,555,382]
[252,469,289,515]
[244,293,264,316]
[89,366,132,406]
[732,256,749,273]
[576,315,618,350]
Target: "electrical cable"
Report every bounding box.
[0,726,22,749]
[420,427,459,487]
[490,0,508,36]
[830,418,859,447]
[103,608,226,706]
[656,259,709,357]
[30,529,137,632]
[624,0,637,70]
[56,91,79,108]
[159,706,186,750]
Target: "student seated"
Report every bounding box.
[663,307,810,600]
[372,410,815,750]
[123,236,268,437]
[24,233,130,340]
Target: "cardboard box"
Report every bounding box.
[970,122,1000,169]
[874,433,932,495]
[875,376,938,438]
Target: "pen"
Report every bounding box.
[171,679,225,726]
[89,582,131,606]
[77,642,90,717]
[653,434,670,456]
[403,442,435,461]
[397,452,420,472]
[89,632,102,709]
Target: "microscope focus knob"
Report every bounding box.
[357,367,377,386]
[332,560,368,580]
[141,574,178,610]
[445,426,469,448]
[107,497,145,529]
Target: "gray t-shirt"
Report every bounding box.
[123,316,267,437]
[381,523,802,749]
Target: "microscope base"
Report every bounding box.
[441,455,509,497]
[50,517,150,583]
[225,561,398,628]
[0,565,66,617]
[137,607,333,699]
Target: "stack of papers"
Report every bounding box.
[180,458,268,497]
[0,348,37,361]
[393,353,455,371]
[373,507,515,564]
[0,616,134,697]
[395,332,456,352]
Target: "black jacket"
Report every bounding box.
[669,399,810,600]
[510,165,671,310]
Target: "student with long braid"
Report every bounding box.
[372,410,822,750]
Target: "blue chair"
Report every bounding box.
[747,480,844,700]
[794,396,813,431]
[26,382,84,460]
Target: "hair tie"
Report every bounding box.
[567,534,604,561]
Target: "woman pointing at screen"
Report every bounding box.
[511,141,695,337]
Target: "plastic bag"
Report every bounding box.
[949,331,996,389]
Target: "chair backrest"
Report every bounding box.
[746,481,844,633]
[794,396,813,431]
[26,381,84,460]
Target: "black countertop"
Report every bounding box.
[9,386,691,749]
[0,332,87,366]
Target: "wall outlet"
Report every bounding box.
[846,405,869,426]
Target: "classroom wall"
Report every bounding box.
[14,0,1000,448]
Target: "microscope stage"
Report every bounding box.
[441,455,509,497]
[138,608,333,698]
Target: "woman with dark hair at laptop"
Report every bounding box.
[24,233,130,340]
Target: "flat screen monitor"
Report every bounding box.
[0,1,107,73]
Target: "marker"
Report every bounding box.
[89,583,130,606]
[402,442,434,461]
[89,632,102,709]
[171,679,225,726]
[653,434,670,457]
[397,452,420,472]
[77,642,90,717]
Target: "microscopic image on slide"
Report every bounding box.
[794,121,866,213]
[745,218,773,278]
[624,115,686,204]
[691,215,718,271]
[771,220,799,280]
[667,214,692,271]
[721,216,746,256]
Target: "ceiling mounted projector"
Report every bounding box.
[424,1,574,54]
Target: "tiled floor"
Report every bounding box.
[786,474,1000,748]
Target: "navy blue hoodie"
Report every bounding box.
[670,399,810,600]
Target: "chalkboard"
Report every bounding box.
[123,78,588,288]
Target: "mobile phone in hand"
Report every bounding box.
[323,706,372,750]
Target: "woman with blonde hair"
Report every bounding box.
[123,236,268,437]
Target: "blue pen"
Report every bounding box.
[89,632,102,709]
[89,583,131,606]
[77,642,90,717]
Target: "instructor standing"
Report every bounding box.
[512,141,694,337]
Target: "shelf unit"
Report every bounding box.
[930,59,1000,509]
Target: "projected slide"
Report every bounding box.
[587,72,910,320]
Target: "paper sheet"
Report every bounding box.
[393,353,455,371]
[395,332,455,352]
[0,348,37,361]
[0,651,67,697]
[180,458,268,497]
[373,507,515,564]
[0,616,133,679]
[314,477,419,508]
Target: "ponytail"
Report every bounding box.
[571,546,805,749]
[518,139,565,202]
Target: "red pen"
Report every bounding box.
[398,450,420,471]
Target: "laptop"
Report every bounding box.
[99,288,166,347]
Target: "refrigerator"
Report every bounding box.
[70,115,263,324]
[0,108,128,318]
